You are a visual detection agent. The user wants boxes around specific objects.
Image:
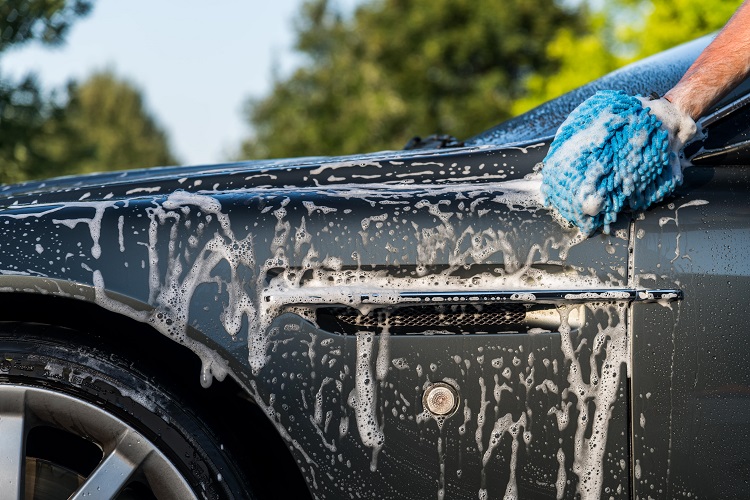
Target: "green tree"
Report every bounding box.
[0,0,92,52]
[0,73,53,183]
[625,0,740,57]
[511,8,626,115]
[0,0,94,184]
[33,71,177,178]
[1,1,177,184]
[241,0,584,159]
[514,0,742,115]
[243,0,742,160]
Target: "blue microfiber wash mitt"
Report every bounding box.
[541,90,697,235]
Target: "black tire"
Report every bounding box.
[0,322,254,500]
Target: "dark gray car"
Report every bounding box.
[0,34,748,499]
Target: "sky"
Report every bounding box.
[2,1,355,166]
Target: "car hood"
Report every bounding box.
[0,154,324,206]
[0,142,551,208]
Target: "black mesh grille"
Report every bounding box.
[317,303,535,334]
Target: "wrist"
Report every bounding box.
[637,95,697,151]
[665,78,719,121]
[662,89,691,119]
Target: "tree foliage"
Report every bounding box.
[511,9,626,116]
[0,0,176,184]
[0,0,92,184]
[514,0,743,114]
[0,72,53,183]
[627,0,740,57]
[37,71,177,177]
[242,0,583,159]
[0,0,92,53]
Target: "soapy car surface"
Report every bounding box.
[2,34,750,499]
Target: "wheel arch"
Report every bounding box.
[0,285,311,498]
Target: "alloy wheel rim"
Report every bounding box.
[0,384,198,500]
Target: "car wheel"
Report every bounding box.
[0,322,253,500]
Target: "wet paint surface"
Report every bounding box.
[0,138,643,498]
[5,34,743,495]
[11,32,750,499]
[631,166,750,499]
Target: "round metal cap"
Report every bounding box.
[423,382,459,416]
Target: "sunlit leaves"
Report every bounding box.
[0,1,177,183]
[241,0,583,159]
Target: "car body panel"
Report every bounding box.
[1,33,748,499]
[0,141,642,498]
[631,166,750,498]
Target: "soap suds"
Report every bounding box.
[0,171,640,499]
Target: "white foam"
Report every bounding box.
[6,180,641,497]
[350,331,385,471]
[559,304,628,500]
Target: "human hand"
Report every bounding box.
[635,96,697,153]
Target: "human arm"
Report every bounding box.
[664,0,750,121]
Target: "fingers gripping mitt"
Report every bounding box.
[540,90,697,236]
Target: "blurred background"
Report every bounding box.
[0,0,741,184]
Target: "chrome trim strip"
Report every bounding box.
[360,289,682,305]
[698,92,750,128]
[690,137,750,162]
